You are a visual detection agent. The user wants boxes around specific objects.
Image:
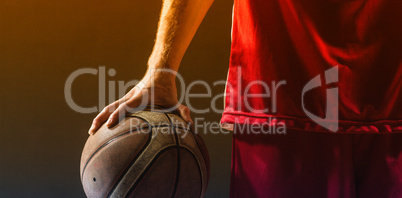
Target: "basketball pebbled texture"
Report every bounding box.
[80,109,210,198]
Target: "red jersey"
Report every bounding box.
[221,0,402,132]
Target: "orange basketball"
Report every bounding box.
[80,109,210,198]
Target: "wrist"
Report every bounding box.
[144,68,176,86]
[147,49,180,72]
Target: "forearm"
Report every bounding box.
[147,0,214,74]
[90,0,212,133]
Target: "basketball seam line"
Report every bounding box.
[178,146,204,198]
[106,135,153,198]
[106,117,153,198]
[164,113,181,198]
[81,126,151,180]
[124,146,178,197]
[83,112,193,198]
[81,116,152,180]
[82,115,188,181]
[191,133,209,196]
[122,112,180,197]
[123,146,203,197]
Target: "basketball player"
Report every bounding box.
[88,0,402,197]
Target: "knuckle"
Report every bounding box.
[95,113,105,120]
[100,107,109,114]
[118,102,127,109]
[109,113,117,121]
[183,107,190,114]
[102,106,108,111]
[92,119,99,125]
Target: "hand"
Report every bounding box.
[88,69,193,135]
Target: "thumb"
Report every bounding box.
[177,104,193,126]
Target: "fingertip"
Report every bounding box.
[88,127,96,135]
[105,118,112,127]
[189,118,194,125]
[185,117,193,125]
[88,123,95,135]
[183,113,192,123]
[106,116,117,128]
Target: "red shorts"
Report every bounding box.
[230,127,402,198]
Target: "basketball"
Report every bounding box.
[80,108,210,198]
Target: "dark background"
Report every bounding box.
[0,0,234,197]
